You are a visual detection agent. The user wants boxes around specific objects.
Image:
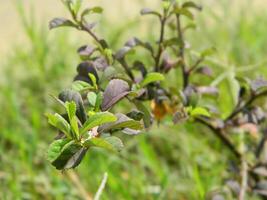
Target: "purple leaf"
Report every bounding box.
[101,79,130,111]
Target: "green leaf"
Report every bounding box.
[80,112,117,135]
[95,92,103,112]
[72,80,93,91]
[49,18,76,30]
[47,139,85,170]
[81,6,103,18]
[200,47,216,58]
[46,113,71,139]
[87,92,97,107]
[83,136,124,152]
[65,101,79,139]
[88,73,98,89]
[173,8,194,20]
[182,1,202,11]
[189,107,211,117]
[72,0,83,14]
[47,138,71,163]
[99,113,143,132]
[140,72,165,87]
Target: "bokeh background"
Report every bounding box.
[1,0,267,199]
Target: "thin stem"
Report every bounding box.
[80,22,102,47]
[118,58,135,81]
[176,14,188,89]
[188,57,204,74]
[155,17,166,72]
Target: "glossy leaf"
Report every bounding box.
[65,101,79,140]
[71,80,93,91]
[80,112,117,135]
[46,113,71,138]
[140,72,165,87]
[99,113,143,132]
[188,107,211,117]
[87,92,97,107]
[47,139,84,170]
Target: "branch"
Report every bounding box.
[239,157,248,200]
[196,117,242,159]
[188,57,204,74]
[225,90,267,122]
[118,58,135,81]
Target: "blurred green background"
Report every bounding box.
[1,0,267,199]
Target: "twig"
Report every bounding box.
[176,14,188,89]
[225,90,267,122]
[94,172,108,200]
[155,17,166,72]
[188,57,204,74]
[118,58,135,81]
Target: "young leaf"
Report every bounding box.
[140,72,165,87]
[189,107,211,117]
[49,18,76,30]
[80,112,117,135]
[46,113,71,138]
[81,6,103,18]
[88,73,98,89]
[200,47,216,58]
[87,92,97,107]
[173,8,194,20]
[65,101,79,140]
[95,92,103,112]
[182,1,202,11]
[101,79,130,111]
[72,80,93,91]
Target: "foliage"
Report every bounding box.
[17,0,267,199]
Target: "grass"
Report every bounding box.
[1,0,267,199]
